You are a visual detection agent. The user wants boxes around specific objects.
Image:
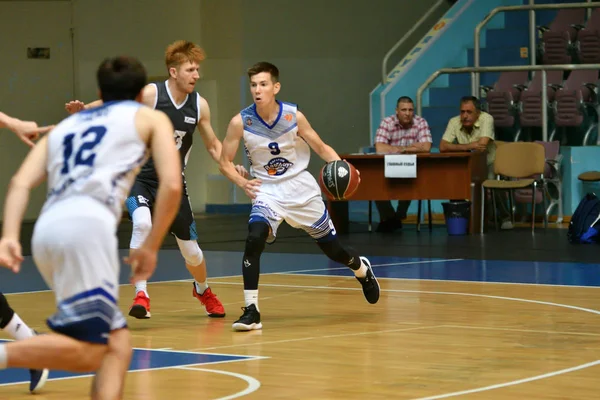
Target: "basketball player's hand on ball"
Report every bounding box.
[343,159,361,185]
[0,238,23,273]
[235,164,249,178]
[125,247,157,284]
[65,100,85,114]
[242,179,262,199]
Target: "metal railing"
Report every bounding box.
[415,63,600,142]
[381,0,446,84]
[473,1,598,91]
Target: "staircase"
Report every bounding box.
[419,0,580,144]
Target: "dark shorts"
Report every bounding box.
[125,179,198,241]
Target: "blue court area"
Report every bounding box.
[0,343,260,386]
[3,250,600,295]
[288,256,600,287]
[1,247,599,388]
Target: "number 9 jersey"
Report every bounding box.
[42,101,149,220]
[241,101,309,182]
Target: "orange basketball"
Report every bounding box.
[319,160,360,200]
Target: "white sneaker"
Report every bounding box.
[501,220,514,230]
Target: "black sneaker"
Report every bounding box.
[232,304,262,331]
[29,368,49,393]
[356,257,380,304]
[29,331,49,393]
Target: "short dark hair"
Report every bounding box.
[460,96,481,111]
[247,62,279,83]
[396,96,414,107]
[97,56,147,102]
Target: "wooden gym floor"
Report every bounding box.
[0,214,599,399]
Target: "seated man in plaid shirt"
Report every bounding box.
[374,96,432,232]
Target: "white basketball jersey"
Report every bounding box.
[43,100,148,219]
[241,101,310,182]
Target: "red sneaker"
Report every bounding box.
[129,292,151,319]
[192,285,226,318]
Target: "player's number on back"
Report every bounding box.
[60,126,107,175]
[268,142,280,155]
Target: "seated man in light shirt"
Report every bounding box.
[374,96,432,232]
[440,96,512,229]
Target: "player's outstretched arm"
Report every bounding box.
[64,99,102,114]
[197,97,248,177]
[0,135,49,272]
[65,84,157,114]
[219,115,260,199]
[196,97,222,163]
[296,111,340,163]
[0,112,54,147]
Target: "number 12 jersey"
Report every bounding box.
[43,100,148,219]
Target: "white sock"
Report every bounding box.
[135,281,148,297]
[194,281,209,295]
[0,344,6,369]
[244,290,259,311]
[4,313,34,341]
[353,260,368,278]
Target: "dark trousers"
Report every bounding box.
[375,200,411,222]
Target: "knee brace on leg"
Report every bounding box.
[317,238,361,270]
[242,222,270,290]
[0,293,15,329]
[245,222,269,256]
[130,207,152,249]
[176,238,204,266]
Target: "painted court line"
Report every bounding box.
[176,366,261,400]
[131,346,269,360]
[412,360,600,400]
[192,325,437,352]
[0,358,262,388]
[372,276,600,290]
[209,281,600,316]
[205,280,600,398]
[0,258,463,296]
[442,324,600,338]
[270,258,465,275]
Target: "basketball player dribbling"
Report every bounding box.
[219,62,380,332]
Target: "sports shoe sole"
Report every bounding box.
[129,305,151,319]
[232,322,263,331]
[30,368,49,393]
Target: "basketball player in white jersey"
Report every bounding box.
[0,56,182,399]
[65,40,246,319]
[219,62,380,331]
[0,113,55,392]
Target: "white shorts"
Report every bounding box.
[32,196,126,345]
[249,171,336,243]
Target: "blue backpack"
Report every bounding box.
[568,193,600,244]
